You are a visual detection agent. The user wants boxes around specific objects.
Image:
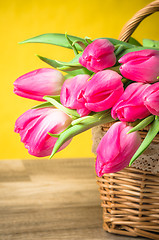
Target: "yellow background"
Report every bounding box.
[1,0,158,159]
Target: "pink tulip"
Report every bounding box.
[60,74,91,117]
[14,108,72,157]
[144,82,159,116]
[78,70,124,112]
[95,122,141,176]
[14,68,65,101]
[111,82,151,122]
[79,39,116,73]
[119,49,159,83]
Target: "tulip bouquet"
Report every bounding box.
[14,33,159,177]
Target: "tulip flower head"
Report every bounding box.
[14,68,65,101]
[119,49,159,83]
[95,122,141,176]
[14,108,72,157]
[78,70,124,112]
[111,82,151,122]
[60,74,91,117]
[79,39,116,73]
[144,82,159,116]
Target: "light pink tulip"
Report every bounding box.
[79,39,116,73]
[78,70,124,112]
[60,74,91,117]
[14,68,65,101]
[111,82,151,122]
[96,122,141,176]
[119,49,159,83]
[14,108,72,157]
[144,82,159,116]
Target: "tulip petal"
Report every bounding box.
[95,122,141,176]
[15,108,72,157]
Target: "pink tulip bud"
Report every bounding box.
[79,70,124,112]
[60,74,91,117]
[143,82,159,116]
[95,122,141,176]
[79,39,116,73]
[14,108,72,157]
[111,82,151,122]
[119,49,159,83]
[14,68,65,101]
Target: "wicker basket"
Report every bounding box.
[96,1,159,239]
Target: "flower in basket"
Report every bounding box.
[14,68,65,101]
[15,107,72,157]
[14,32,159,176]
[60,74,91,117]
[119,49,159,83]
[79,39,116,72]
[78,70,124,112]
[95,121,141,176]
[111,82,151,122]
[143,82,159,116]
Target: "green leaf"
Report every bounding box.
[84,37,93,44]
[43,96,80,118]
[57,65,83,71]
[127,115,155,134]
[37,55,63,68]
[143,39,159,48]
[128,37,142,46]
[32,102,53,109]
[37,53,83,72]
[50,112,114,158]
[19,33,86,51]
[129,116,159,166]
[65,33,78,55]
[72,40,86,50]
[98,38,135,48]
[32,95,61,109]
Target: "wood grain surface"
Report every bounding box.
[0,158,148,240]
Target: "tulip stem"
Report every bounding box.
[114,44,126,56]
[71,116,93,125]
[50,111,115,158]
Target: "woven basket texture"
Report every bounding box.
[96,168,159,240]
[96,1,159,239]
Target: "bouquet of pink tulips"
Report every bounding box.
[14,33,159,177]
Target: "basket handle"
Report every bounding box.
[118,0,159,42]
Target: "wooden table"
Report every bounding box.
[0,158,148,240]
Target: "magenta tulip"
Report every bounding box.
[78,70,124,112]
[14,68,65,101]
[111,82,151,122]
[144,82,159,116]
[95,122,141,176]
[79,39,116,73]
[119,49,159,83]
[14,108,72,157]
[60,74,91,117]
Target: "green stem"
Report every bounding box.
[50,112,115,158]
